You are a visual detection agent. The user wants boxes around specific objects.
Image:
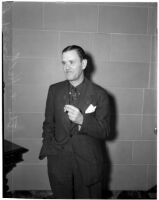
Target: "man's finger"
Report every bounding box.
[65,105,79,112]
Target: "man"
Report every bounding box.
[39,45,110,199]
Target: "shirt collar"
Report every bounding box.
[68,78,85,93]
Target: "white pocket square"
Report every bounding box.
[85,104,96,114]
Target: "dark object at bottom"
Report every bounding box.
[5,189,156,199]
[117,185,157,199]
[117,190,149,199]
[3,140,28,197]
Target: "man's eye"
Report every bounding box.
[70,61,73,65]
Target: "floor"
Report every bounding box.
[5,186,157,199]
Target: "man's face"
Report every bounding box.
[62,50,86,82]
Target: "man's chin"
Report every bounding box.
[66,76,74,81]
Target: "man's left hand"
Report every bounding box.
[64,105,83,125]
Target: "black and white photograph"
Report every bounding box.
[2,1,157,199]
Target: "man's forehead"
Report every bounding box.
[63,50,78,56]
[62,50,79,60]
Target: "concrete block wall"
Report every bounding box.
[3,2,157,191]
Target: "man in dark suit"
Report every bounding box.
[39,45,110,199]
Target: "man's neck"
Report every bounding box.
[69,76,84,87]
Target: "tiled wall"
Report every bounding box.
[3,2,157,191]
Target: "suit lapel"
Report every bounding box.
[78,79,95,115]
[61,82,71,129]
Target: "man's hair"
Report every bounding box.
[62,45,87,61]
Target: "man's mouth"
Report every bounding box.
[66,71,72,74]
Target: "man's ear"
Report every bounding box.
[82,59,87,70]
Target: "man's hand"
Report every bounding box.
[64,105,83,125]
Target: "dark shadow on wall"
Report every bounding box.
[85,52,118,199]
[84,52,96,79]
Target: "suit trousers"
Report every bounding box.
[47,152,102,199]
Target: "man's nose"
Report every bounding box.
[65,63,70,70]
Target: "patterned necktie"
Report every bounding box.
[72,87,78,100]
[69,86,80,105]
[69,86,80,136]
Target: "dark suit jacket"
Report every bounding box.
[39,78,110,185]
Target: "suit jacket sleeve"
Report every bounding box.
[42,85,55,142]
[80,90,110,140]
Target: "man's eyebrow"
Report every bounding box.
[62,59,74,63]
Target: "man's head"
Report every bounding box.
[62,45,87,86]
